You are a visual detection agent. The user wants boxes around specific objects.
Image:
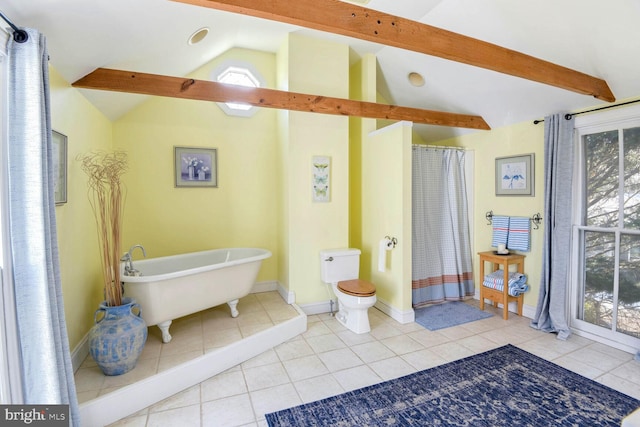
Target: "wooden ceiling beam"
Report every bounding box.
[173,0,615,102]
[72,69,490,129]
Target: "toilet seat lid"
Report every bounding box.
[337,279,376,297]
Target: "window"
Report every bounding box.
[572,106,640,351]
[212,61,264,117]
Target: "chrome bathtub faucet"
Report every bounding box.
[121,244,146,276]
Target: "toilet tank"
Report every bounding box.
[320,248,360,284]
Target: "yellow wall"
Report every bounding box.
[51,48,282,351]
[51,30,548,352]
[276,38,291,293]
[349,54,378,250]
[112,48,279,281]
[362,122,413,311]
[438,121,545,308]
[351,54,413,315]
[50,67,113,348]
[281,34,350,305]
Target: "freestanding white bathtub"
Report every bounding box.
[121,248,271,343]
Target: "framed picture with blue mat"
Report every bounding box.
[414,301,492,331]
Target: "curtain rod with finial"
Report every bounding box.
[0,10,28,43]
[533,98,640,124]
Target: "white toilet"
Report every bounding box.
[320,248,377,334]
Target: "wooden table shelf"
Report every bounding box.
[478,251,525,320]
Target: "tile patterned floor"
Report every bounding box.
[75,292,640,426]
[74,291,300,403]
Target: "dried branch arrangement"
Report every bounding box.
[78,151,128,306]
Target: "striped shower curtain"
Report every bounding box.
[412,146,474,307]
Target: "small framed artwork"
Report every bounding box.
[52,130,67,205]
[495,153,534,196]
[174,146,218,188]
[312,155,330,202]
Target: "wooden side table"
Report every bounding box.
[478,251,525,320]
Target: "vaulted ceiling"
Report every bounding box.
[4,0,640,142]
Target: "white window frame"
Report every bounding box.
[212,61,265,118]
[570,103,640,353]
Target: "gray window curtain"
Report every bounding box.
[7,28,79,424]
[412,147,474,307]
[530,113,575,340]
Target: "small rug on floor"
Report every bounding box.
[265,345,639,427]
[414,301,492,331]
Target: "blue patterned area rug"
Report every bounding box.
[414,301,492,331]
[265,345,639,426]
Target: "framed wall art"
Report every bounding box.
[52,130,67,205]
[174,146,218,188]
[495,153,534,196]
[312,155,330,202]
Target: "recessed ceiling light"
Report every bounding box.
[188,27,209,45]
[408,72,425,87]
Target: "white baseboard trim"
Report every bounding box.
[79,304,307,427]
[252,280,295,304]
[522,304,535,319]
[298,300,335,316]
[71,335,89,373]
[298,297,415,325]
[374,298,415,324]
[278,284,296,305]
[570,328,636,355]
[251,280,278,293]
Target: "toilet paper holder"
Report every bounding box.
[384,236,398,248]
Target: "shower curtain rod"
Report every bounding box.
[0,10,28,43]
[412,144,466,151]
[532,98,640,125]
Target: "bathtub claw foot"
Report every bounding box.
[158,320,173,343]
[228,299,239,318]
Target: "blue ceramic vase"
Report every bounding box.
[89,297,148,376]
